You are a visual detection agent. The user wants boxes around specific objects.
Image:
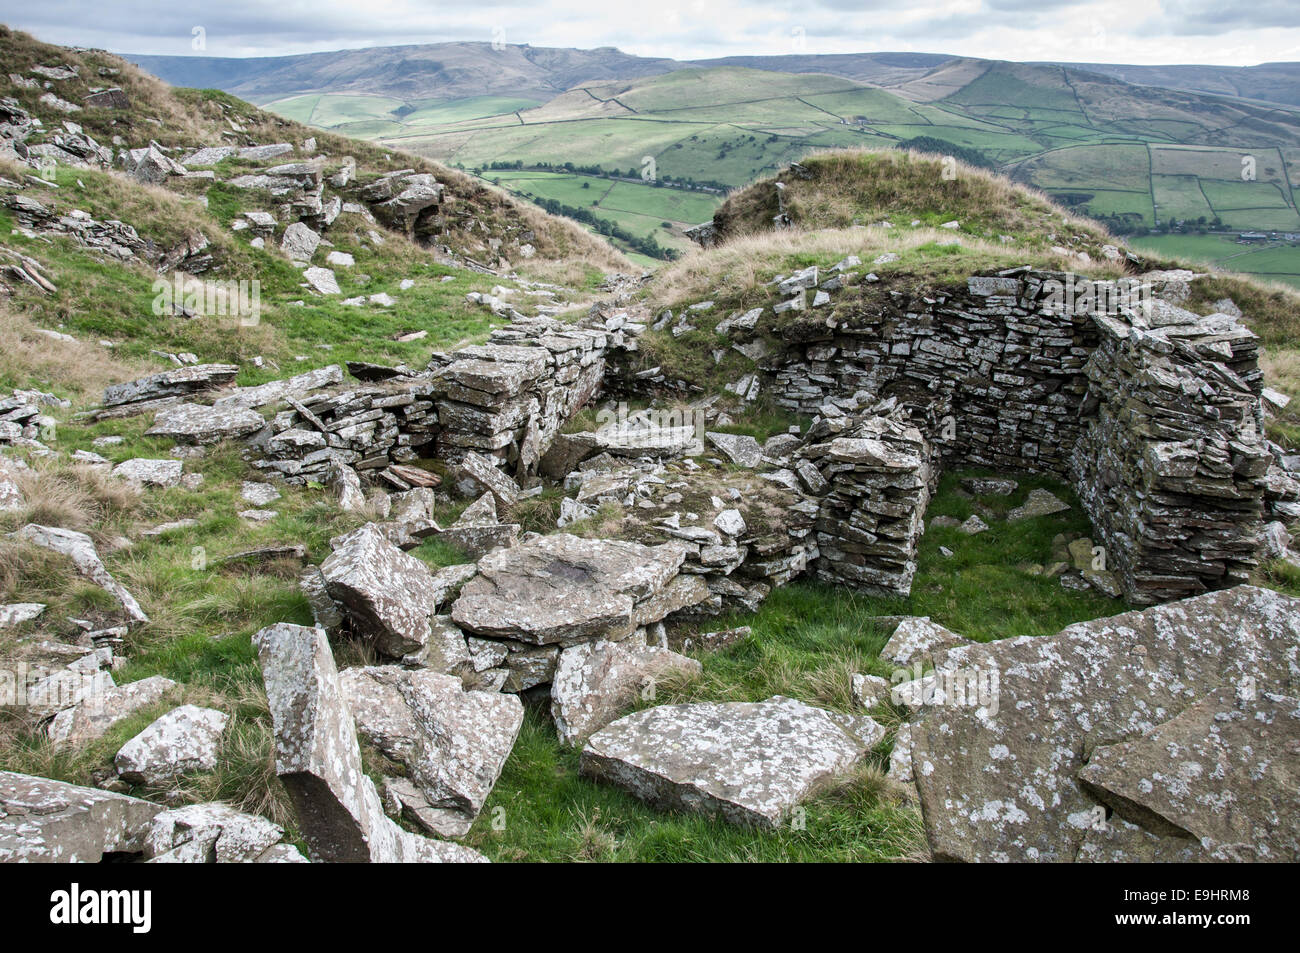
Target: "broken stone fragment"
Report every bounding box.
[320,523,446,658]
[452,533,690,645]
[48,675,177,747]
[114,704,228,785]
[0,770,162,862]
[1006,488,1071,522]
[147,403,265,444]
[253,622,487,862]
[551,640,701,746]
[340,666,523,838]
[112,457,183,487]
[879,616,969,667]
[12,524,148,624]
[581,695,883,827]
[144,802,306,863]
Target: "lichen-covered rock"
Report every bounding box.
[320,523,445,658]
[451,533,690,645]
[112,458,183,487]
[909,586,1300,862]
[0,770,161,862]
[253,622,487,863]
[12,524,147,624]
[581,695,884,827]
[147,403,265,444]
[102,364,238,408]
[551,640,701,746]
[145,802,305,863]
[114,705,228,785]
[340,666,523,838]
[879,616,970,667]
[48,675,176,747]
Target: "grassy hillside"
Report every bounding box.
[234,57,1300,279]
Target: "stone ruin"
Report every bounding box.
[745,269,1292,604]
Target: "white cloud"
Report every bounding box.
[0,0,1296,65]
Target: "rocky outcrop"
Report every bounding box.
[581,696,884,827]
[11,524,147,624]
[906,586,1300,862]
[253,622,487,863]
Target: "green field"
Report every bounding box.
[1131,232,1300,290]
[264,63,1300,270]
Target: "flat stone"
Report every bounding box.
[11,525,147,624]
[0,770,161,862]
[303,266,340,296]
[880,617,969,667]
[146,401,265,443]
[115,705,228,785]
[48,675,177,747]
[112,458,183,487]
[240,481,281,507]
[103,364,238,408]
[451,533,687,645]
[0,603,44,628]
[1007,488,1071,522]
[551,640,701,746]
[961,477,1018,496]
[581,696,884,827]
[909,586,1300,862]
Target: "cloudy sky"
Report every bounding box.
[1,0,1298,65]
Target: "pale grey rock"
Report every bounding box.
[340,666,523,837]
[240,481,281,507]
[879,617,969,667]
[961,476,1019,496]
[451,533,689,645]
[851,673,892,709]
[115,705,228,785]
[12,525,147,623]
[212,364,343,411]
[0,603,44,628]
[910,586,1300,862]
[582,696,884,827]
[0,770,161,862]
[320,523,446,658]
[706,431,762,468]
[48,675,176,747]
[253,622,487,862]
[145,802,303,863]
[112,457,183,487]
[146,401,265,445]
[1007,488,1071,522]
[552,640,701,746]
[303,266,340,296]
[280,222,320,261]
[102,364,238,408]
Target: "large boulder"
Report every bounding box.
[451,533,694,645]
[581,695,884,827]
[0,770,161,861]
[907,586,1300,862]
[340,666,523,838]
[319,524,446,658]
[551,640,701,746]
[253,622,487,862]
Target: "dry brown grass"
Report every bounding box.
[648,225,1098,309]
[711,147,1115,251]
[0,459,143,538]
[0,299,147,402]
